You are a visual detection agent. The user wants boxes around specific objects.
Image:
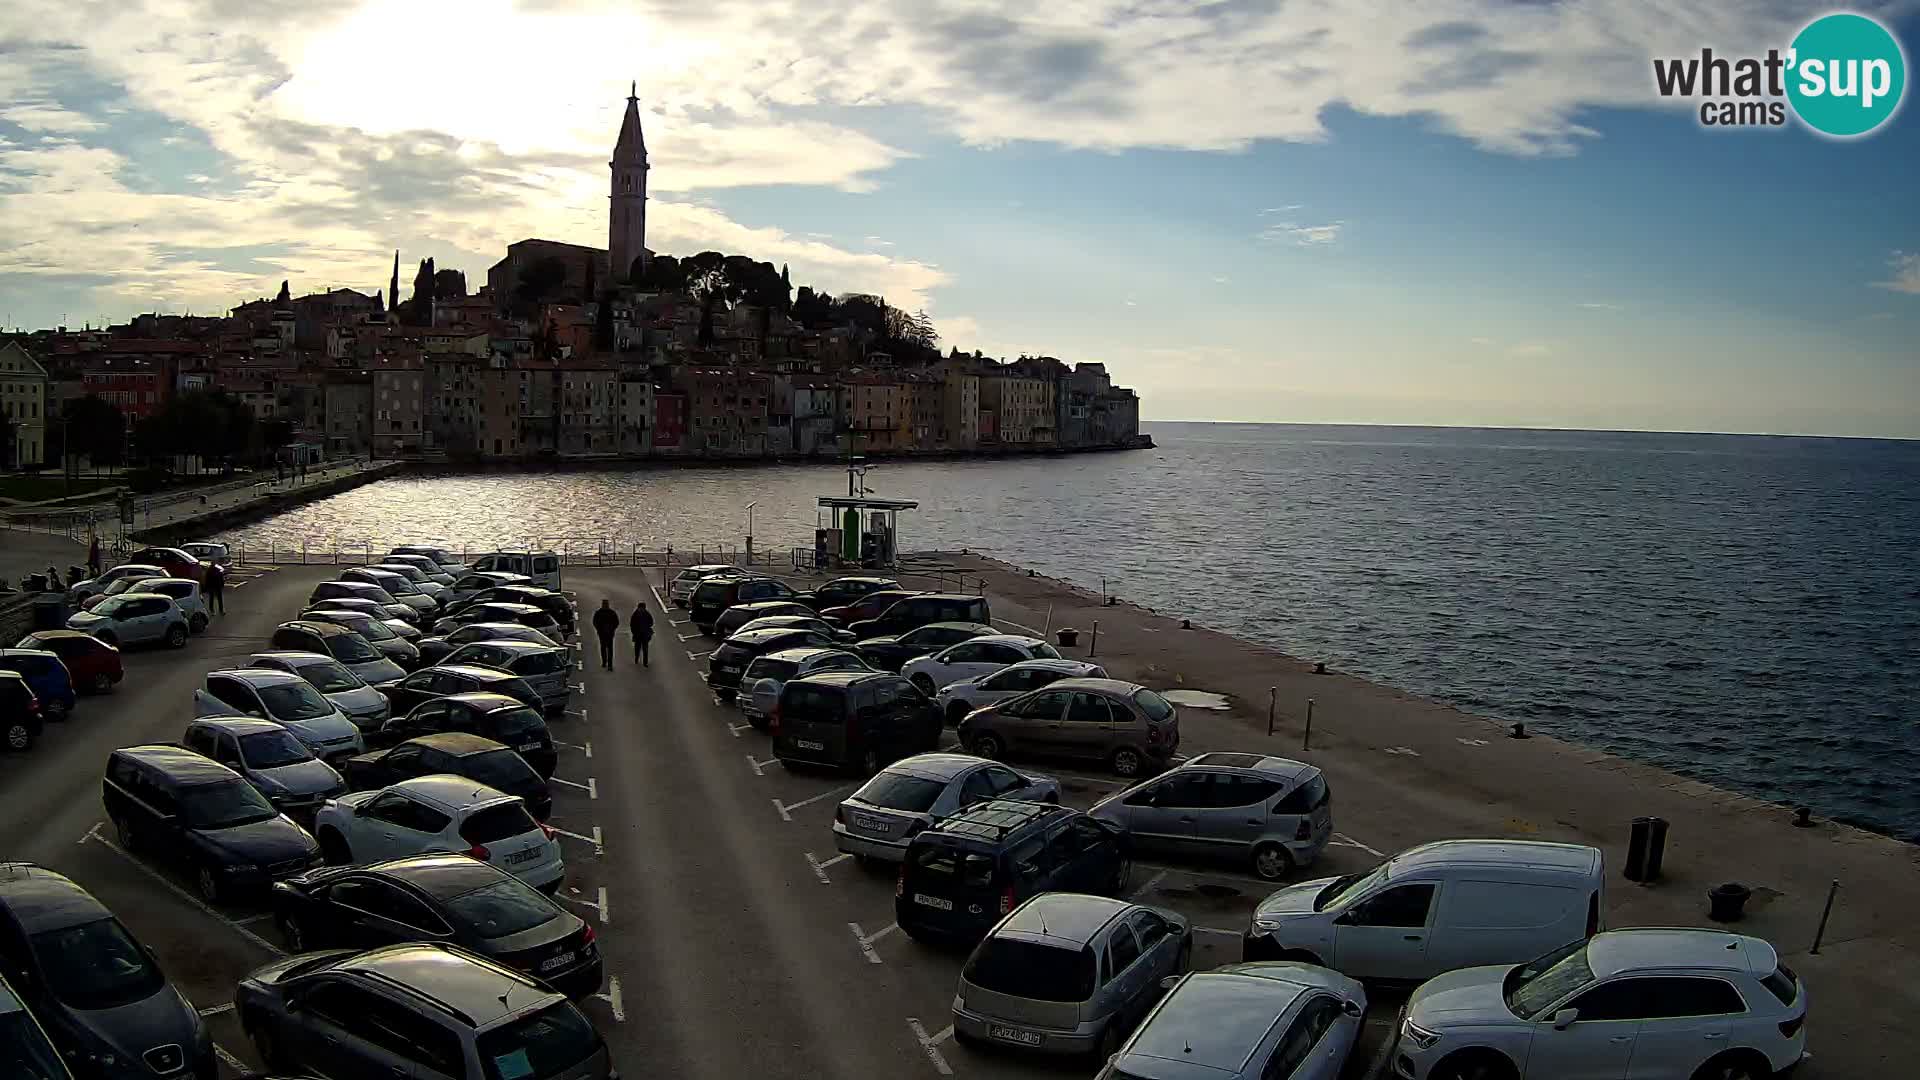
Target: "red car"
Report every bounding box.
[11,630,123,694]
[125,546,208,583]
[819,588,916,625]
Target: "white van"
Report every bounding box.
[470,549,563,592]
[1241,839,1603,982]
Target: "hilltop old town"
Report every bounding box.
[0,87,1144,475]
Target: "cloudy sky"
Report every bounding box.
[2,0,1917,437]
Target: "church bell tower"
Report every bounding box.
[610,82,650,285]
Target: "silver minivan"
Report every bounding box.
[1243,839,1605,983]
[954,893,1190,1059]
[440,639,574,714]
[1091,753,1332,881]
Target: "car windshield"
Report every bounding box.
[180,779,280,829]
[964,939,1096,1002]
[1133,689,1175,721]
[293,659,361,693]
[509,650,567,676]
[28,918,165,1010]
[745,657,798,683]
[349,617,397,641]
[1316,866,1387,911]
[326,634,382,663]
[443,879,561,939]
[854,771,946,813]
[91,597,131,617]
[258,682,337,720]
[468,749,541,791]
[241,730,313,769]
[489,707,547,742]
[477,1003,600,1080]
[0,1009,66,1079]
[103,578,139,596]
[1030,643,1062,660]
[1503,940,1596,1019]
[460,802,540,845]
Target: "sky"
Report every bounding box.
[1,0,1917,438]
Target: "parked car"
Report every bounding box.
[834,753,1058,864]
[706,626,844,700]
[123,579,210,634]
[818,587,913,625]
[340,733,553,821]
[1394,929,1808,1080]
[313,777,564,891]
[192,669,366,765]
[848,592,993,640]
[445,570,531,604]
[78,573,173,611]
[739,647,869,728]
[855,621,996,672]
[0,649,76,720]
[65,563,166,604]
[1102,963,1367,1080]
[0,863,214,1080]
[669,564,743,606]
[0,967,72,1080]
[901,634,1062,693]
[713,600,817,640]
[376,692,557,777]
[182,717,347,819]
[340,567,436,617]
[369,562,449,604]
[796,575,900,612]
[732,614,856,646]
[238,943,611,1079]
[124,546,208,583]
[271,855,602,998]
[933,658,1106,725]
[1242,840,1606,981]
[379,552,457,587]
[306,581,418,625]
[0,672,43,753]
[376,667,545,724]
[443,586,574,634]
[468,549,564,592]
[245,651,392,732]
[770,671,944,774]
[11,630,121,694]
[439,641,574,714]
[954,893,1190,1059]
[269,620,409,685]
[389,544,471,578]
[1091,753,1333,882]
[66,593,190,650]
[960,678,1181,779]
[434,601,562,641]
[303,597,424,639]
[295,609,421,668]
[897,799,1128,944]
[180,540,231,568]
[689,576,799,634]
[415,621,566,668]
[102,745,323,902]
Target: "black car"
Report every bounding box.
[432,602,562,640]
[0,671,43,753]
[855,621,996,672]
[689,576,799,635]
[768,671,942,774]
[896,800,1128,945]
[0,863,214,1080]
[102,747,322,903]
[413,621,562,667]
[706,626,842,700]
[849,593,994,640]
[374,693,558,777]
[712,600,821,642]
[341,732,553,820]
[443,586,574,633]
[377,663,544,717]
[796,575,901,612]
[270,855,601,998]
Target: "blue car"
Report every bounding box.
[0,649,77,720]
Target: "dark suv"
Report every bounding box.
[706,626,842,700]
[237,942,613,1079]
[343,732,553,820]
[689,576,798,635]
[0,863,215,1079]
[769,671,942,774]
[896,800,1128,944]
[103,746,322,903]
[849,593,993,640]
[374,692,557,777]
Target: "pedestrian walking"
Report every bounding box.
[205,562,226,615]
[87,534,102,579]
[591,599,620,670]
[630,601,654,667]
[45,566,63,591]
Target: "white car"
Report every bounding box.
[380,552,457,587]
[446,571,530,604]
[342,567,437,616]
[739,647,870,728]
[194,668,365,763]
[372,562,450,603]
[66,592,190,649]
[670,564,744,606]
[389,544,470,579]
[67,563,166,604]
[246,651,392,732]
[313,776,565,891]
[901,634,1064,693]
[1395,929,1808,1080]
[932,658,1107,725]
[128,577,211,633]
[180,541,231,567]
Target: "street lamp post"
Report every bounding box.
[745,501,757,562]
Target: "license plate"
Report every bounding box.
[517,741,542,752]
[795,739,824,751]
[913,893,953,911]
[716,664,739,674]
[989,1024,1042,1046]
[851,814,890,833]
[539,950,577,972]
[505,848,540,865]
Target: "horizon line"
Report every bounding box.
[1139,418,1920,444]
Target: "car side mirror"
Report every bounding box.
[1341,999,1362,1018]
[1159,975,1181,991]
[1551,1008,1579,1030]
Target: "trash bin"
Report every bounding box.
[1625,816,1670,882]
[31,595,69,630]
[1708,882,1752,922]
[1056,628,1079,648]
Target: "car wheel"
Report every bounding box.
[165,624,189,648]
[1691,1052,1772,1080]
[1110,747,1145,777]
[1429,1050,1518,1080]
[189,614,208,633]
[3,721,32,752]
[318,829,352,866]
[91,672,114,694]
[44,697,69,721]
[278,912,307,952]
[969,732,1004,760]
[196,866,222,904]
[1252,842,1295,882]
[910,673,935,695]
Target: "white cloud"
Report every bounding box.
[1260,221,1343,246]
[1874,251,1920,295]
[0,102,103,133]
[1469,336,1494,345]
[1579,301,1622,310]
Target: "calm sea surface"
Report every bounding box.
[220,424,1920,841]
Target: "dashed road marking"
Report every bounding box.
[807,851,852,883]
[572,682,587,696]
[1332,831,1387,858]
[1384,746,1420,757]
[745,754,779,777]
[727,721,752,739]
[687,649,713,660]
[907,1017,955,1076]
[677,632,703,643]
[1456,737,1489,747]
[555,739,593,757]
[549,824,605,857]
[594,977,626,1022]
[565,708,589,720]
[550,775,598,799]
[774,785,854,822]
[198,1002,236,1018]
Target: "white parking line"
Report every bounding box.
[594,977,626,1022]
[806,851,851,883]
[688,649,713,660]
[1332,831,1386,857]
[550,776,598,799]
[199,1002,236,1018]
[848,922,890,964]
[727,721,752,739]
[745,754,779,777]
[572,682,587,696]
[907,1017,955,1076]
[677,632,703,643]
[560,886,611,923]
[1132,860,1270,888]
[554,740,593,757]
[548,824,605,857]
[85,828,286,958]
[565,708,589,720]
[213,1044,249,1073]
[774,785,853,822]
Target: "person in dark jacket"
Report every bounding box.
[204,562,226,615]
[630,602,654,667]
[591,599,620,670]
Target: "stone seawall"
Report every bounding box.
[128,462,406,547]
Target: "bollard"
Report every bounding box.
[1810,879,1840,954]
[1089,620,1099,657]
[1510,721,1529,739]
[1266,686,1277,736]
[1792,806,1814,828]
[1302,698,1315,751]
[1314,661,1326,675]
[1707,882,1752,922]
[1180,619,1192,630]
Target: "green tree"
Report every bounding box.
[64,395,126,467]
[0,411,15,470]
